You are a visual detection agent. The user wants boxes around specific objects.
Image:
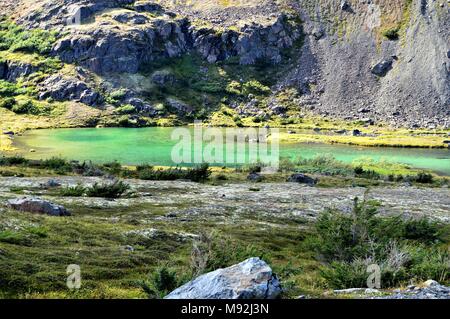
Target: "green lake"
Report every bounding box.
[9,127,450,175]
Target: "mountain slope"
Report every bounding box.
[0,0,449,129]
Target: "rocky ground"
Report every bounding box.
[1,176,449,223]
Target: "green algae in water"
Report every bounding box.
[12,127,450,175]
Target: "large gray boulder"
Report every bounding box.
[7,197,70,216]
[165,257,282,299]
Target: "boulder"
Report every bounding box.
[247,173,264,182]
[151,69,175,86]
[340,0,350,11]
[287,174,317,185]
[166,97,193,115]
[7,198,70,216]
[165,257,282,299]
[134,1,163,13]
[371,59,393,77]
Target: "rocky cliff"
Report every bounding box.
[0,0,449,128]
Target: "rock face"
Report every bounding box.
[0,61,39,82]
[165,257,282,299]
[7,197,70,216]
[51,13,299,74]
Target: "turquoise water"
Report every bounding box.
[11,127,450,175]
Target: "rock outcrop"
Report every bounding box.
[51,13,300,74]
[38,75,103,106]
[165,257,282,299]
[7,197,71,216]
[0,61,39,82]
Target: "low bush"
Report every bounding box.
[413,172,433,184]
[310,197,449,288]
[59,184,85,197]
[0,20,59,54]
[0,156,28,166]
[354,166,380,179]
[138,164,211,182]
[139,266,179,299]
[41,157,72,173]
[382,27,400,40]
[0,97,16,109]
[11,100,40,115]
[85,180,130,198]
[242,80,271,96]
[115,104,136,114]
[190,231,266,277]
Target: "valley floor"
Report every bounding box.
[0,176,449,298]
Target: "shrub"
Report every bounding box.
[101,161,122,175]
[0,20,59,54]
[60,184,85,197]
[310,197,448,288]
[225,81,242,95]
[0,97,16,109]
[0,80,21,97]
[382,27,400,40]
[107,89,127,105]
[11,100,40,115]
[139,266,179,299]
[115,104,136,114]
[86,180,130,198]
[0,230,30,245]
[190,231,266,277]
[0,156,28,166]
[413,172,433,184]
[138,164,211,182]
[42,157,71,172]
[242,80,271,96]
[354,166,380,179]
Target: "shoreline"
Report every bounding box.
[3,124,450,153]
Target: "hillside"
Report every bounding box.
[0,0,449,130]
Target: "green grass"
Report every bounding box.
[0,19,59,54]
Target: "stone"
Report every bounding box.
[352,129,362,136]
[371,59,393,77]
[165,257,281,299]
[7,197,70,216]
[247,173,264,182]
[166,97,193,115]
[151,70,175,86]
[340,0,351,11]
[424,279,439,287]
[287,174,317,185]
[42,179,61,188]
